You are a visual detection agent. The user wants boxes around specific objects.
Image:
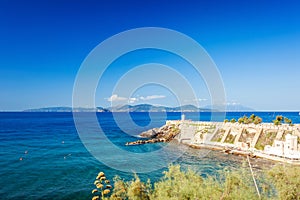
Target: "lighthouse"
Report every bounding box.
[181,114,185,121]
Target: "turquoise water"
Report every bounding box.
[0,112,299,199]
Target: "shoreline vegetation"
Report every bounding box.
[126,114,300,164]
[92,164,300,200]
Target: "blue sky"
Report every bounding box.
[1,0,300,111]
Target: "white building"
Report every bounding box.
[284,134,298,154]
[181,114,185,121]
[265,140,284,156]
[264,134,299,159]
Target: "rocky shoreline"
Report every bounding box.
[125,119,300,164]
[125,123,180,146]
[125,124,257,159]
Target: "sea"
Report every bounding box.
[1,111,300,199]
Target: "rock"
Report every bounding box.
[125,124,180,146]
[140,128,159,138]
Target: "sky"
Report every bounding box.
[1,0,300,111]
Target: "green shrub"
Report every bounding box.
[276,115,283,122]
[267,165,300,200]
[238,115,263,124]
[94,164,300,200]
[273,119,281,126]
[254,116,263,124]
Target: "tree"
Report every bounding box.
[274,115,284,126]
[243,116,250,124]
[284,117,293,125]
[224,119,229,123]
[253,116,262,125]
[250,114,256,121]
[276,115,283,122]
[230,118,236,123]
[273,119,281,126]
[127,174,151,200]
[110,176,128,200]
[238,117,244,124]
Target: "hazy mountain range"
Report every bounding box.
[24,104,254,112]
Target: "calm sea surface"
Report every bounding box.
[1,112,299,199]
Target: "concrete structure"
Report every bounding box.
[264,134,299,159]
[285,134,298,152]
[173,120,300,162]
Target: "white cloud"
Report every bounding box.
[106,94,166,103]
[224,101,241,106]
[107,94,127,102]
[140,95,166,101]
[185,98,208,102]
[129,97,138,103]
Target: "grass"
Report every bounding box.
[239,129,256,143]
[255,131,277,150]
[224,133,235,144]
[211,129,225,142]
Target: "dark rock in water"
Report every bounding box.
[125,124,180,146]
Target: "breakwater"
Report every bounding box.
[128,118,300,164]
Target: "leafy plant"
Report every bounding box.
[231,118,236,123]
[238,115,263,124]
[267,165,300,200]
[276,115,283,122]
[284,117,293,126]
[93,164,300,200]
[273,119,281,126]
[238,117,244,124]
[253,116,262,124]
[126,174,151,200]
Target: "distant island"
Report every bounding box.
[23,106,109,112]
[23,104,253,112]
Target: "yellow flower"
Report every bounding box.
[94,180,100,185]
[91,189,98,194]
[98,172,105,177]
[92,196,99,200]
[103,189,110,195]
[96,183,104,189]
[96,175,101,180]
[105,180,110,184]
[100,176,106,181]
[106,185,112,189]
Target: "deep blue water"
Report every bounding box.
[0,112,299,199]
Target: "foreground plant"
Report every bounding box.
[110,174,151,200]
[92,171,112,200]
[92,163,300,200]
[267,165,300,200]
